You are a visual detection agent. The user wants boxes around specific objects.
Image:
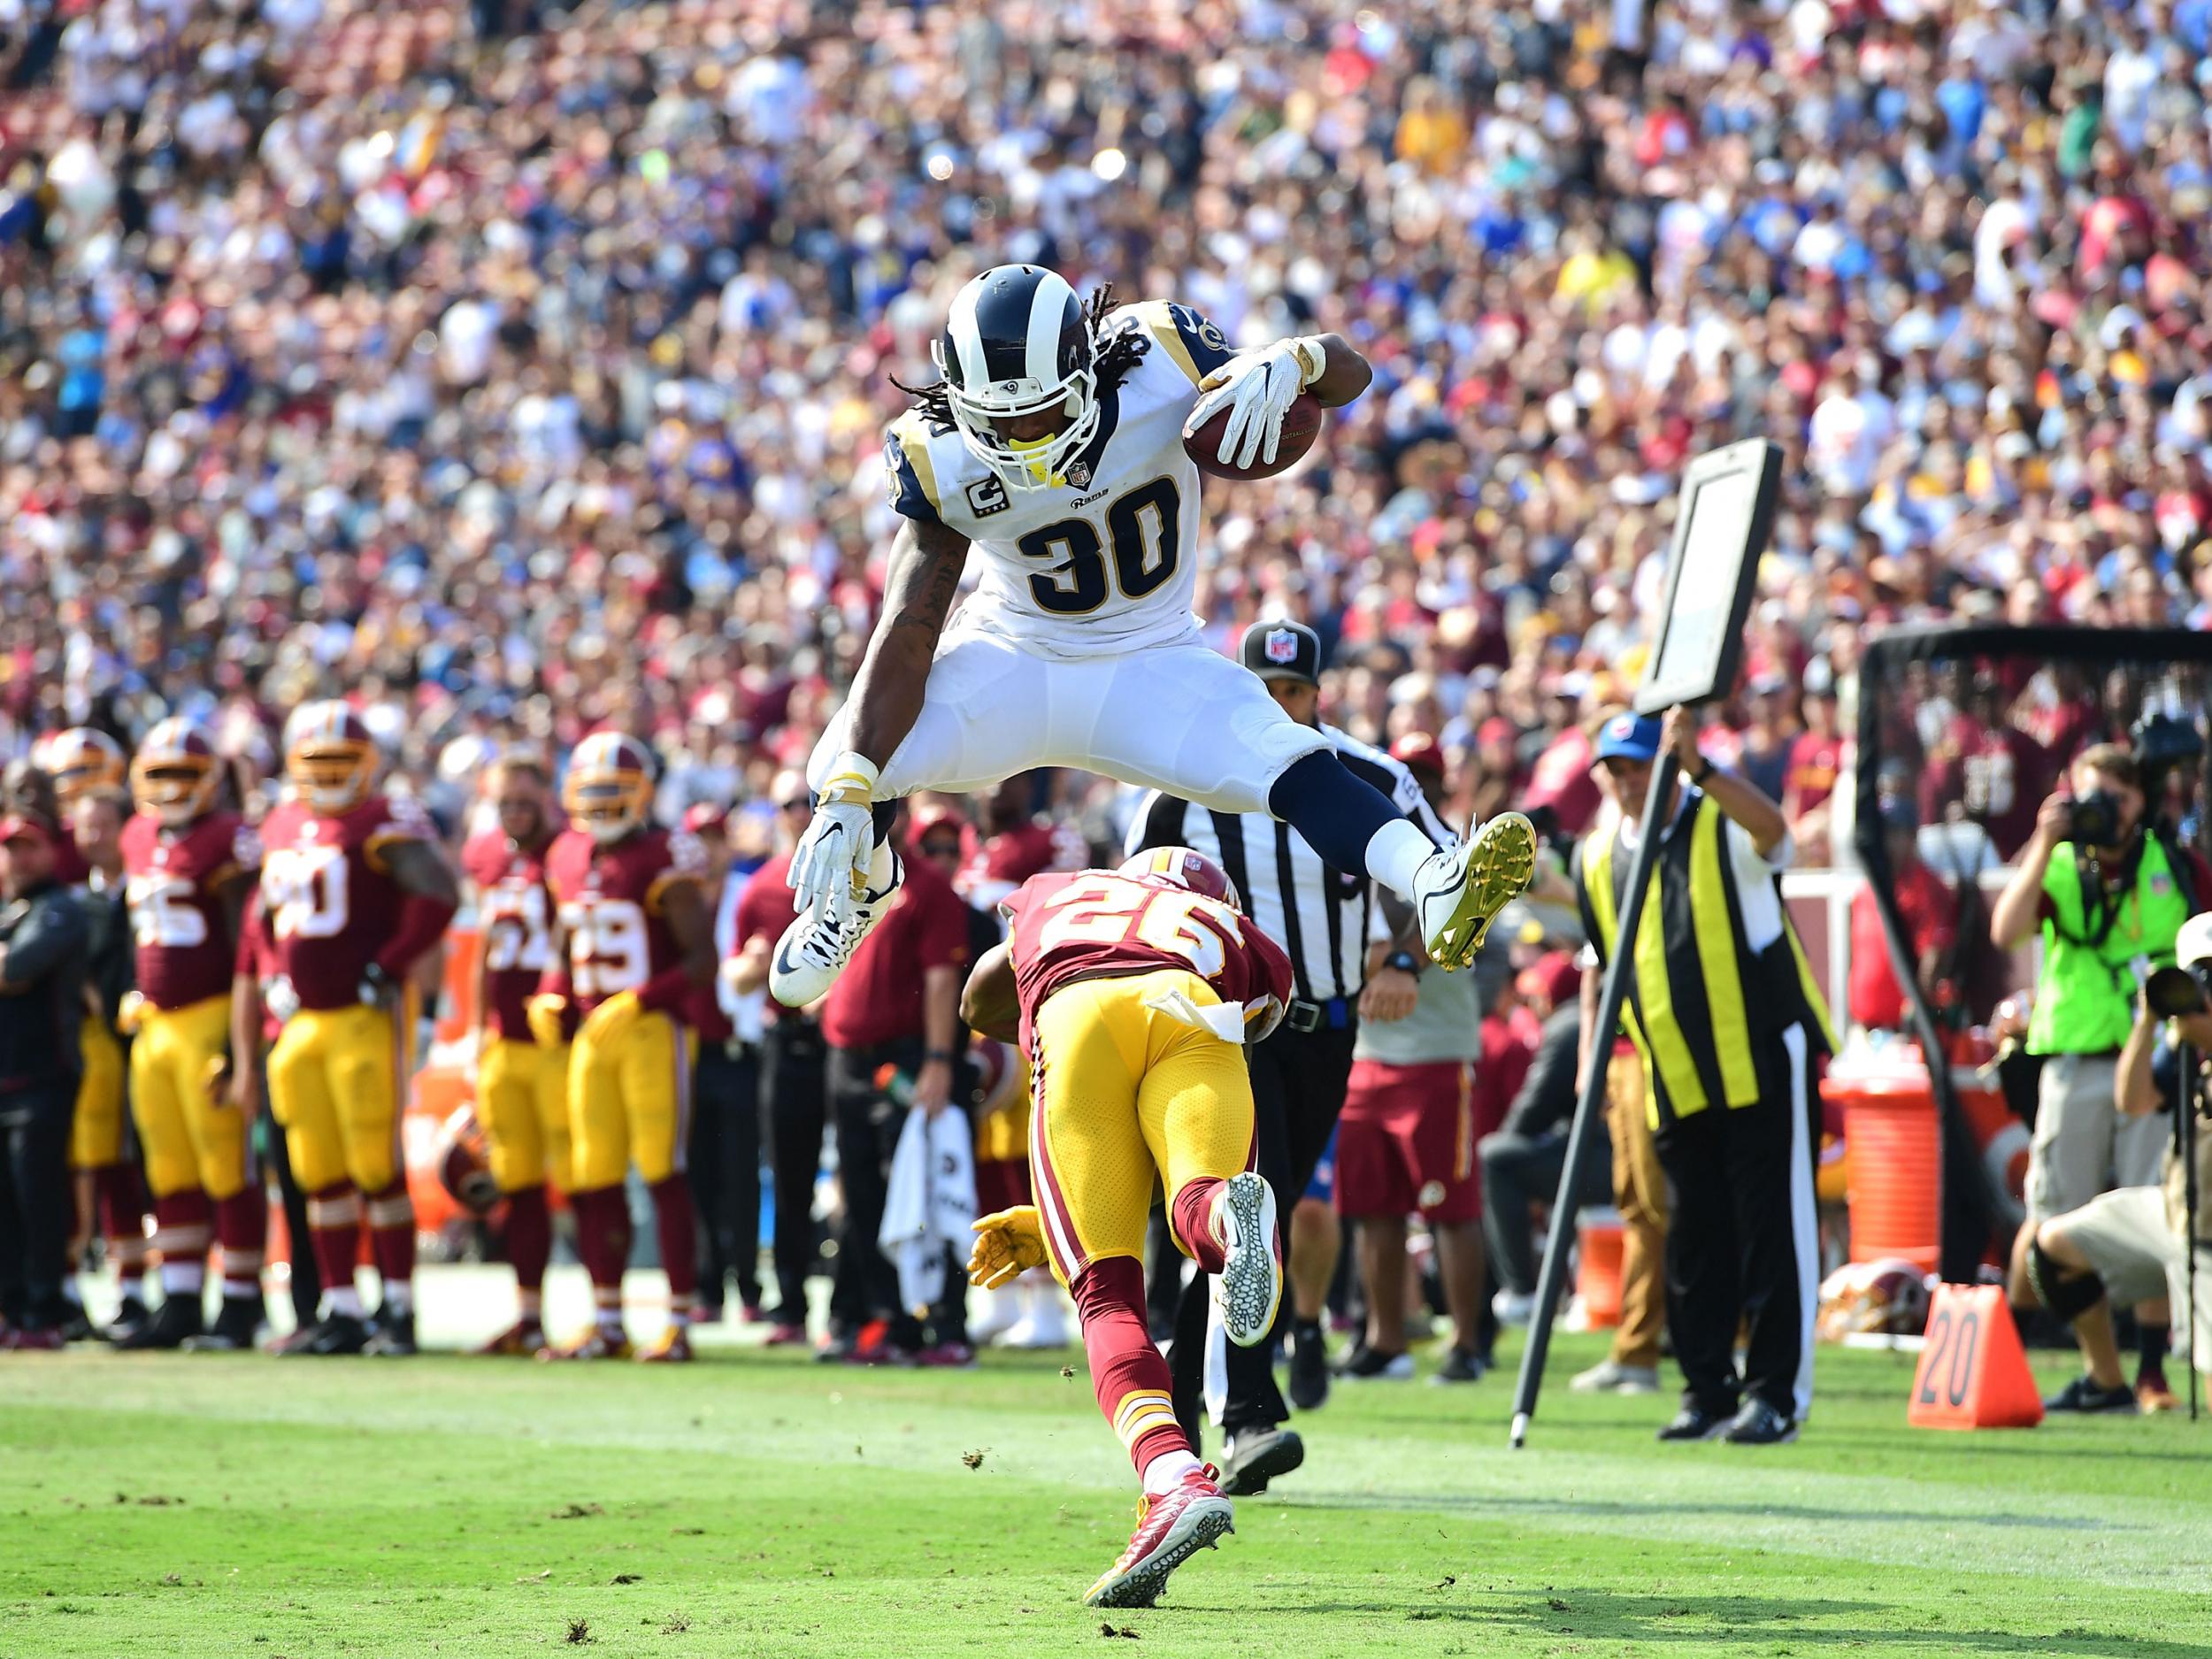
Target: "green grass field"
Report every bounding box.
[5,1277,2212,1659]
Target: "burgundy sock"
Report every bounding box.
[152,1189,213,1265]
[96,1164,150,1261]
[649,1175,698,1304]
[570,1186,629,1293]
[364,1181,415,1293]
[504,1186,551,1294]
[214,1188,266,1260]
[1170,1176,1230,1274]
[306,1184,362,1304]
[1073,1256,1191,1474]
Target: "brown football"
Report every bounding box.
[1182,391,1325,481]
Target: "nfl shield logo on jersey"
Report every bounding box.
[1066,461,1091,489]
[1264,628,1301,665]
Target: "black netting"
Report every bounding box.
[1853,626,2212,1276]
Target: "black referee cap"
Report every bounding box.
[1241,620,1322,686]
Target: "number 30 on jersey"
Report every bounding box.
[1018,476,1181,616]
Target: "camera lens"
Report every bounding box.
[2148,964,2209,1018]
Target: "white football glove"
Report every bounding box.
[787,753,879,925]
[1184,336,1326,471]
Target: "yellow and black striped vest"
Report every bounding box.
[1575,792,1837,1129]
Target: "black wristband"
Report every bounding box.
[925,1048,957,1064]
[1384,949,1422,979]
[1689,757,1714,785]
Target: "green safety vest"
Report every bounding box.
[2027,834,2192,1056]
[1577,793,1838,1131]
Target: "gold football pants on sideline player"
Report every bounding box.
[479,1035,572,1193]
[268,998,413,1194]
[130,995,246,1199]
[567,1011,693,1190]
[71,1018,127,1171]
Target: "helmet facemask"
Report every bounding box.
[932,268,1102,494]
[133,761,219,827]
[934,344,1099,493]
[288,744,374,813]
[571,783,642,843]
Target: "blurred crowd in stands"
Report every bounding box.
[4,0,2212,864]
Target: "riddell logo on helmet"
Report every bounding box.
[1265,629,1301,664]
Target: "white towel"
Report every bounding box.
[1141,983,1248,1045]
[879,1107,979,1315]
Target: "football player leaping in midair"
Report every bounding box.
[772,265,1534,1008]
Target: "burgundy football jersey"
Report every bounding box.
[958,818,1087,910]
[259,794,436,1011]
[1001,870,1293,1055]
[120,810,261,1009]
[463,829,559,1042]
[544,826,706,1013]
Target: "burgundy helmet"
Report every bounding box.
[1116,846,1241,914]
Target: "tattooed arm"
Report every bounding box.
[845,516,972,770]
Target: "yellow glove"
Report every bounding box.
[967,1205,1048,1290]
[526,993,570,1049]
[580,989,641,1047]
[114,990,147,1036]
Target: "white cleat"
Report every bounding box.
[1211,1171,1281,1348]
[769,852,902,1007]
[998,1278,1073,1349]
[998,1306,1073,1350]
[967,1286,1022,1348]
[1413,812,1537,972]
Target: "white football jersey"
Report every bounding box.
[882,301,1238,661]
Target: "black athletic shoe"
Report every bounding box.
[1287,1322,1330,1410]
[58,1305,96,1343]
[364,1307,418,1356]
[104,1294,150,1344]
[1217,1425,1305,1497]
[1431,1346,1486,1385]
[281,1313,371,1356]
[1721,1398,1799,1445]
[112,1292,204,1351]
[182,1295,264,1352]
[2043,1375,2138,1414]
[1656,1402,1734,1441]
[1336,1344,1413,1380]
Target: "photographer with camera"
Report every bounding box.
[2024,911,2212,1412]
[1991,742,2204,1391]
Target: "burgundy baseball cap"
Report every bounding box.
[909,800,965,845]
[1389,732,1447,780]
[0,815,51,846]
[681,802,729,836]
[1517,949,1581,1010]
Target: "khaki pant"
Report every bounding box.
[1607,1049,1668,1370]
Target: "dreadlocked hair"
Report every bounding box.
[890,283,1151,426]
[1086,283,1151,388]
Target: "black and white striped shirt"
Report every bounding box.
[1125,726,1448,1006]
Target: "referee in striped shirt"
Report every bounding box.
[1128,620,1446,1496]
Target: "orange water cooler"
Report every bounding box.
[1822,1031,2029,1271]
